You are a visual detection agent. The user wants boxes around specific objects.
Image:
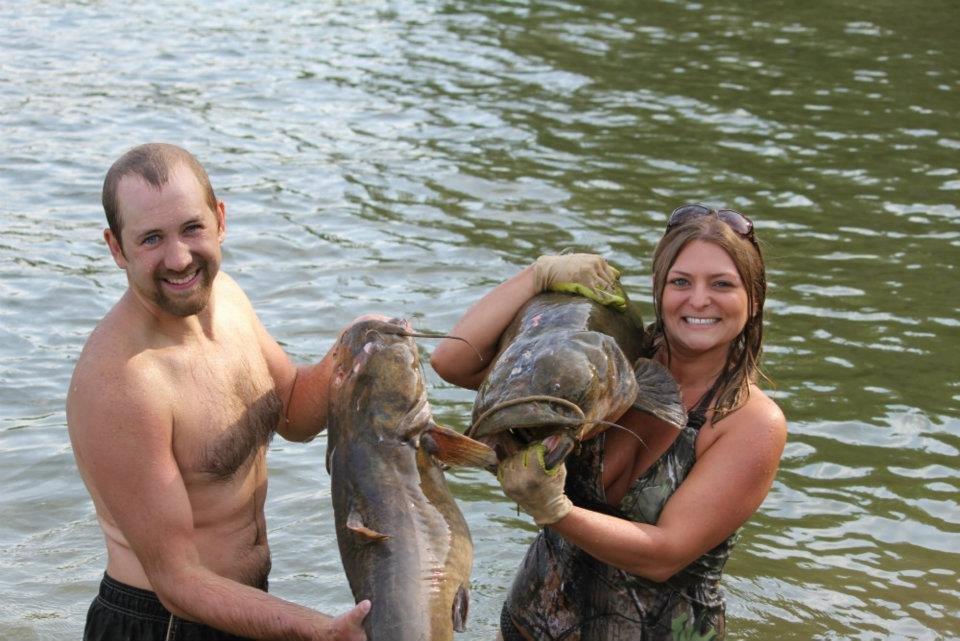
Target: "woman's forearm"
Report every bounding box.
[549,507,687,583]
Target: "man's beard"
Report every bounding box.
[152,259,214,317]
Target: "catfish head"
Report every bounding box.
[327,315,496,472]
[468,328,638,466]
[326,316,430,467]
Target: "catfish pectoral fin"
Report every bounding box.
[424,422,498,469]
[346,507,390,542]
[452,584,470,633]
[632,357,687,429]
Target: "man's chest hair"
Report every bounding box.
[172,349,282,480]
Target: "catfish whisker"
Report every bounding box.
[470,393,648,452]
[399,331,484,363]
[471,395,586,434]
[360,321,484,380]
[581,420,649,450]
[367,318,485,363]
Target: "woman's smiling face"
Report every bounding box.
[659,239,750,357]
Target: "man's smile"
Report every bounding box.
[161,267,202,290]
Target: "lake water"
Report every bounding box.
[1,1,958,639]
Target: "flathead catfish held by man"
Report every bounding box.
[324,316,496,641]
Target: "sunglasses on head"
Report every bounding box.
[667,204,755,241]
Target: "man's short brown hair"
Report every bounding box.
[102,143,218,250]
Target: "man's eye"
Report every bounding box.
[142,234,160,246]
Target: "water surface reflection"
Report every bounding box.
[0,1,957,639]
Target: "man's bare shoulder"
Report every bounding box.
[213,272,256,313]
[68,296,173,432]
[73,292,152,368]
[75,272,249,359]
[68,336,171,435]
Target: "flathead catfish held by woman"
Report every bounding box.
[324,316,496,641]
[467,286,687,469]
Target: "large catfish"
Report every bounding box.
[467,290,687,468]
[325,317,496,641]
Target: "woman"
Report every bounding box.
[431,205,787,640]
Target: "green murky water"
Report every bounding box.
[1,1,957,638]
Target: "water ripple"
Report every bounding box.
[2,1,959,639]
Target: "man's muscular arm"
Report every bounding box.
[234,274,335,442]
[67,358,367,641]
[250,299,392,442]
[272,352,337,443]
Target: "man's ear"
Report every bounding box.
[216,200,227,242]
[104,229,127,269]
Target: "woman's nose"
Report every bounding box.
[689,283,712,308]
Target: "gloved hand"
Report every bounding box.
[532,254,626,309]
[497,443,573,526]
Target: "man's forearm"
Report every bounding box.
[157,568,338,641]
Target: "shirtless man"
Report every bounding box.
[67,143,370,641]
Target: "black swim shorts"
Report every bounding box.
[84,573,255,641]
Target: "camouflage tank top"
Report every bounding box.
[502,403,738,641]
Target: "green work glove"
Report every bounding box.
[532,254,626,310]
[497,443,573,526]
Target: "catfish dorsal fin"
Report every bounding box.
[632,357,687,430]
[424,422,497,469]
[346,507,390,542]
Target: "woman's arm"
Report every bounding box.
[504,393,787,583]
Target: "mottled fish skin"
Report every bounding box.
[468,291,686,466]
[325,318,484,641]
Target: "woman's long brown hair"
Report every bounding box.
[647,214,768,423]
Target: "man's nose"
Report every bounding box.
[164,239,193,272]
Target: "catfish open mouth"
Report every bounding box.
[468,395,591,467]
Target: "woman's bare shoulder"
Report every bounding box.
[720,385,787,452]
[745,384,786,424]
[702,385,786,453]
